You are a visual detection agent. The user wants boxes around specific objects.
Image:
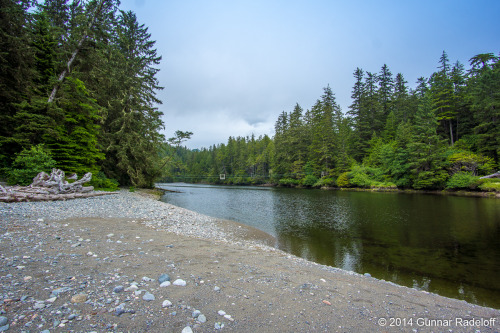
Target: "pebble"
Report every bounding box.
[0,317,7,327]
[182,327,193,333]
[214,286,221,292]
[158,273,170,284]
[198,314,207,323]
[142,276,154,282]
[113,285,124,293]
[71,293,88,303]
[162,300,173,308]
[160,281,171,287]
[143,292,155,301]
[192,310,201,318]
[173,279,186,286]
[218,310,226,316]
[214,322,225,330]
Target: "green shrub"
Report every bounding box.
[314,177,336,188]
[337,172,350,187]
[8,144,56,185]
[89,171,119,191]
[301,174,318,187]
[129,186,136,192]
[479,179,500,192]
[278,178,300,187]
[446,172,481,190]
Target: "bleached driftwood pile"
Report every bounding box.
[0,169,117,202]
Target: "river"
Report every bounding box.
[157,183,500,309]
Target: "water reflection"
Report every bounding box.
[159,183,500,308]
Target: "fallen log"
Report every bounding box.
[480,171,500,179]
[0,169,117,202]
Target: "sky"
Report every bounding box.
[118,0,500,150]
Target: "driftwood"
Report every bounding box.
[480,171,500,179]
[0,169,117,202]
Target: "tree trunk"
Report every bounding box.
[48,0,105,103]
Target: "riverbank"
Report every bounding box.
[0,190,498,332]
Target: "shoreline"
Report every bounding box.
[159,182,500,199]
[0,190,499,332]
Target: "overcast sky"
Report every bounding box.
[119,0,500,149]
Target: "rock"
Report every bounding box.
[51,287,72,297]
[322,300,332,306]
[172,279,186,286]
[143,292,155,301]
[198,314,207,323]
[68,314,77,320]
[217,310,226,316]
[182,327,193,333]
[33,301,45,310]
[214,286,221,292]
[71,242,81,248]
[224,314,234,321]
[160,281,171,287]
[214,322,224,330]
[0,317,7,327]
[115,306,125,316]
[142,276,154,282]
[45,297,57,303]
[0,324,8,332]
[364,273,371,277]
[192,310,201,318]
[162,300,172,308]
[113,285,124,293]
[125,285,138,291]
[107,233,114,238]
[158,274,170,284]
[71,293,87,303]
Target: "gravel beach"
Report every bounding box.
[0,189,499,332]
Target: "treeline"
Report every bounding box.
[0,0,165,188]
[165,52,500,192]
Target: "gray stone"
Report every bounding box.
[142,292,155,301]
[214,322,224,330]
[68,314,76,320]
[162,300,172,308]
[51,287,72,297]
[214,286,221,292]
[192,310,201,318]
[113,285,124,293]
[198,314,207,323]
[0,317,7,327]
[158,274,170,284]
[0,324,8,332]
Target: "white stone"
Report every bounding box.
[181,327,193,333]
[173,279,186,286]
[160,281,171,287]
[162,300,173,308]
[218,310,226,316]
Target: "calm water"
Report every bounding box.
[157,183,500,308]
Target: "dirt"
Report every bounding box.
[0,208,499,332]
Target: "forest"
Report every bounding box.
[0,0,164,188]
[1,1,499,193]
[164,52,500,192]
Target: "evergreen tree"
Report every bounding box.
[407,93,447,189]
[0,0,36,170]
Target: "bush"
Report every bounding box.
[337,172,350,187]
[446,172,481,190]
[313,177,336,188]
[89,171,119,191]
[301,175,318,187]
[479,179,500,192]
[278,178,300,187]
[7,144,56,185]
